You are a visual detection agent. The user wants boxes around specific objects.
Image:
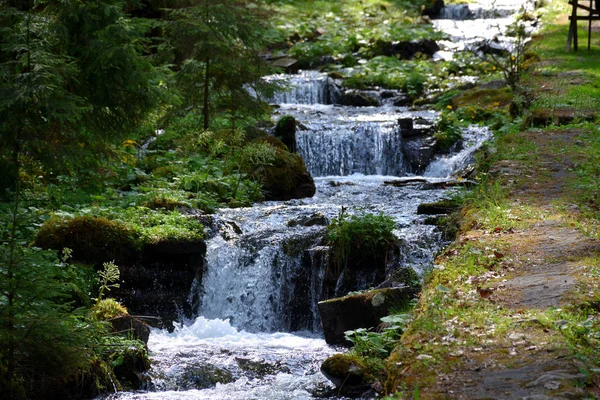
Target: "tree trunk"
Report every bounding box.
[203,55,210,130]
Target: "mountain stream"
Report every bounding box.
[103,1,536,398]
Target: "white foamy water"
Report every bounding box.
[102,317,337,400]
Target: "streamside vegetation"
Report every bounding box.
[0,0,284,397]
[2,0,597,397]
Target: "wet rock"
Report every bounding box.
[236,358,290,379]
[417,199,460,215]
[318,287,417,345]
[321,354,368,387]
[249,136,316,201]
[401,135,438,174]
[110,315,151,344]
[337,89,381,107]
[393,94,412,106]
[287,212,329,227]
[217,219,243,241]
[398,117,434,138]
[270,57,299,74]
[177,365,234,390]
[115,238,206,330]
[422,0,445,18]
[274,115,297,153]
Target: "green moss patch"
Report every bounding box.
[35,216,140,265]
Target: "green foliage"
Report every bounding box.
[326,210,396,273]
[0,1,165,190]
[270,0,438,68]
[478,7,536,90]
[403,70,427,101]
[433,112,463,151]
[344,57,434,91]
[0,206,107,399]
[77,206,207,244]
[345,314,411,358]
[142,196,190,211]
[164,0,278,129]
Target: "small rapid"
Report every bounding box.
[105,317,337,399]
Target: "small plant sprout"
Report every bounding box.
[96,261,120,303]
[61,247,73,263]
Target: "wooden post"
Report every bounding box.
[567,0,579,51]
[589,0,593,50]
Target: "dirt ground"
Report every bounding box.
[416,123,600,399]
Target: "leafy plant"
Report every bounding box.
[344,313,411,358]
[91,298,128,321]
[434,111,463,151]
[96,261,120,302]
[478,7,537,90]
[0,205,104,399]
[326,210,397,274]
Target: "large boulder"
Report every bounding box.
[399,117,438,173]
[401,135,438,174]
[35,216,140,265]
[114,238,206,329]
[318,287,416,345]
[249,137,316,201]
[336,89,381,107]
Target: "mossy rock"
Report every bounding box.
[35,216,140,265]
[142,196,189,211]
[417,198,461,215]
[451,86,513,110]
[248,137,316,201]
[321,353,368,387]
[318,287,416,344]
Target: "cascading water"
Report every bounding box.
[424,125,491,178]
[102,2,532,398]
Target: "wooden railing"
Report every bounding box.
[566,0,600,51]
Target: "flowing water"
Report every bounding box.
[103,2,538,398]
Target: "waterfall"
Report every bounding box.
[266,71,330,105]
[199,229,326,333]
[424,126,491,178]
[296,119,406,177]
[438,4,515,20]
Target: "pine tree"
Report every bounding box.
[0,0,165,190]
[0,1,163,396]
[164,0,278,130]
